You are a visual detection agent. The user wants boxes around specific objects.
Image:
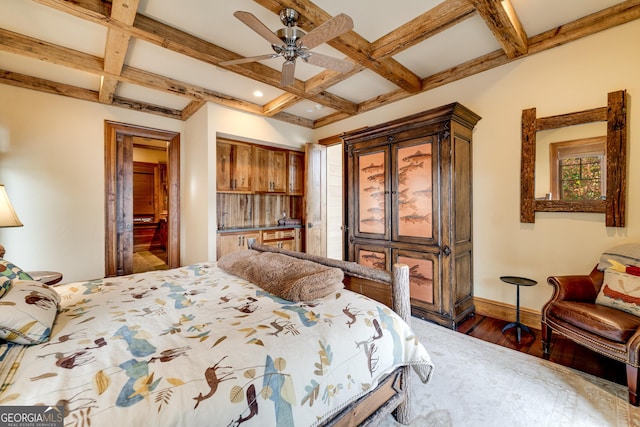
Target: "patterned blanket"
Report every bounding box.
[0,263,433,426]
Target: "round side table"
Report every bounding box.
[500,276,537,342]
[28,271,63,286]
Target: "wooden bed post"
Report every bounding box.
[392,263,411,424]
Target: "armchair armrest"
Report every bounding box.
[546,265,603,303]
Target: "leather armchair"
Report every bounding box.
[542,266,640,406]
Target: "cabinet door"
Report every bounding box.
[233,143,253,192]
[216,142,234,191]
[352,146,390,241]
[217,232,260,259]
[392,136,436,244]
[294,228,303,251]
[254,148,287,193]
[253,147,270,192]
[270,150,287,193]
[288,151,305,195]
[217,141,253,192]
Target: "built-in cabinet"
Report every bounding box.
[342,103,481,329]
[216,138,306,259]
[217,139,304,195]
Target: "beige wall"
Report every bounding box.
[313,19,640,312]
[0,18,638,315]
[0,86,184,281]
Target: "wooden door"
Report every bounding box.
[105,121,180,277]
[116,134,134,276]
[305,143,326,256]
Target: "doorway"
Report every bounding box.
[104,121,180,277]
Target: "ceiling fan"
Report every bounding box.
[220,8,354,86]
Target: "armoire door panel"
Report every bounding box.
[393,137,436,244]
[394,249,439,309]
[355,244,390,271]
[354,147,390,240]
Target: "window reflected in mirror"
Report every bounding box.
[552,136,605,201]
[535,122,607,201]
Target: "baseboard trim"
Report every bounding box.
[473,296,541,330]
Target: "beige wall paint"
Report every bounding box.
[0,86,184,281]
[313,19,640,312]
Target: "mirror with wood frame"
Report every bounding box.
[520,90,627,227]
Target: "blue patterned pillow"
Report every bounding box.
[0,258,33,281]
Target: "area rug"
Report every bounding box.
[381,318,640,427]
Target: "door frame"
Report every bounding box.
[105,121,180,276]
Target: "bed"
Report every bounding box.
[0,243,433,426]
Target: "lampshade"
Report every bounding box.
[0,185,23,228]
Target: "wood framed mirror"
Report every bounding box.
[520,90,627,227]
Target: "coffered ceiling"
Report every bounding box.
[0,0,637,128]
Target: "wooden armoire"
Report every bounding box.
[342,103,481,329]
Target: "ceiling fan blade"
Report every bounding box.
[298,13,353,50]
[302,52,353,73]
[219,54,280,66]
[234,11,283,46]
[281,60,296,86]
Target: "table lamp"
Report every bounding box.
[0,185,23,258]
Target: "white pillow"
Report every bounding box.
[0,280,60,345]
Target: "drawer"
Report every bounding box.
[262,229,295,241]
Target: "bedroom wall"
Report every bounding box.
[313,19,640,313]
[0,85,184,281]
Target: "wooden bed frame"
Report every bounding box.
[248,241,413,426]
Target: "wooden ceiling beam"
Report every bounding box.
[468,0,528,58]
[0,69,182,119]
[370,0,476,59]
[263,93,302,116]
[253,0,423,93]
[100,0,139,104]
[32,0,357,116]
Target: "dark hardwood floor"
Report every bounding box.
[457,313,627,386]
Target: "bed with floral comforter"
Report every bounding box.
[0,261,433,426]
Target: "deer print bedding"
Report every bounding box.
[0,262,433,426]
